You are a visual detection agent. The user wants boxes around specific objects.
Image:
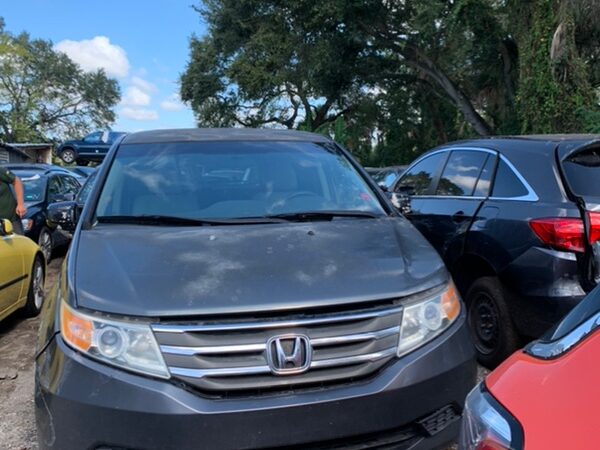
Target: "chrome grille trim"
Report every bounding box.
[168,347,398,379]
[160,342,266,356]
[310,347,397,369]
[152,305,403,333]
[159,325,400,356]
[152,303,404,392]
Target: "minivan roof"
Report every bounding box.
[121,128,332,145]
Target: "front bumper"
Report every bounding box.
[35,313,476,450]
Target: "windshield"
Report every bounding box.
[95,141,385,221]
[21,176,47,203]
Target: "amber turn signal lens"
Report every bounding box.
[60,302,94,352]
[441,281,460,321]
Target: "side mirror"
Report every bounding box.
[49,193,75,203]
[0,219,14,236]
[391,193,412,215]
[47,201,78,232]
[396,185,415,196]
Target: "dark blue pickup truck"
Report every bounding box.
[56,131,127,164]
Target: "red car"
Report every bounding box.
[459,284,600,449]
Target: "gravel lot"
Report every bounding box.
[0,251,487,450]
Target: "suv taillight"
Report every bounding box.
[530,213,600,253]
[589,211,600,245]
[530,218,585,252]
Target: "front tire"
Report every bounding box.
[60,148,76,164]
[38,227,53,262]
[466,276,520,369]
[23,256,45,317]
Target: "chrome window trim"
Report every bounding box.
[527,311,600,359]
[397,146,539,202]
[488,154,539,202]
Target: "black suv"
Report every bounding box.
[2,163,82,261]
[35,129,476,450]
[392,135,600,367]
[56,130,127,164]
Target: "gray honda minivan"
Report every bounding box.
[35,129,476,449]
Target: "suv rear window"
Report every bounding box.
[562,146,600,198]
[492,159,529,198]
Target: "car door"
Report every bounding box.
[0,227,25,317]
[79,132,103,157]
[395,149,494,264]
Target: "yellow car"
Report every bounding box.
[0,219,45,321]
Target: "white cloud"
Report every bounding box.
[160,93,186,112]
[120,107,159,121]
[131,76,157,94]
[55,36,129,78]
[122,86,151,106]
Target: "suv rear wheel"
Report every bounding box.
[60,148,76,164]
[466,276,520,368]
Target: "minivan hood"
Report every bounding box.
[74,218,447,317]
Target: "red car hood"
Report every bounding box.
[486,331,600,450]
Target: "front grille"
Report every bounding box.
[152,304,403,394]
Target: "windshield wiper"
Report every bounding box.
[266,210,381,222]
[96,215,285,226]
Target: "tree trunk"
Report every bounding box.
[401,46,494,136]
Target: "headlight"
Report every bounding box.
[459,383,523,450]
[60,301,169,378]
[397,281,461,356]
[21,218,33,232]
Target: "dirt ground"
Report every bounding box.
[0,250,486,450]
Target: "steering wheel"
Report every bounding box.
[281,191,322,203]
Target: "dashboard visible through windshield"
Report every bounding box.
[96,141,386,221]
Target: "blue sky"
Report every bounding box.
[1,0,206,133]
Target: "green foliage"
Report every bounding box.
[182,1,600,166]
[514,0,594,134]
[0,20,120,143]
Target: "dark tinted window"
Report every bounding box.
[96,141,385,219]
[492,158,529,198]
[436,151,487,196]
[47,176,63,196]
[61,176,81,195]
[473,154,496,197]
[396,153,445,195]
[562,146,600,198]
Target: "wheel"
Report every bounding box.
[38,227,53,262]
[60,148,76,164]
[466,276,520,369]
[23,256,45,317]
